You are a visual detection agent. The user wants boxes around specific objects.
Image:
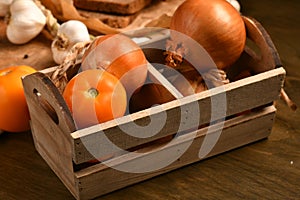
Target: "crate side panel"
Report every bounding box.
[29,110,79,198]
[72,98,204,164]
[72,68,284,164]
[23,72,78,196]
[75,106,275,199]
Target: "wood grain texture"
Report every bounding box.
[22,72,78,198]
[0,21,55,71]
[74,106,276,199]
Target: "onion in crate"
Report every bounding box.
[166,0,246,71]
[81,34,148,95]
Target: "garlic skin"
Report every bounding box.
[6,0,46,44]
[51,20,90,64]
[0,0,13,17]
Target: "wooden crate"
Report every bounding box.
[22,16,285,200]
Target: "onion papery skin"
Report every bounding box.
[168,0,246,70]
[81,34,148,95]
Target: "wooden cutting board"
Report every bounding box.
[73,0,152,15]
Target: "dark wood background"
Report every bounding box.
[0,0,299,199]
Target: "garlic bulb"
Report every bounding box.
[226,0,241,12]
[6,0,46,44]
[0,0,13,17]
[51,20,90,64]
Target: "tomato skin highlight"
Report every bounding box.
[0,65,36,132]
[63,69,127,129]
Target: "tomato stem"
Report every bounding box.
[88,88,99,98]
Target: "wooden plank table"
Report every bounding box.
[0,0,299,199]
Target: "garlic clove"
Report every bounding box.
[6,0,46,44]
[58,20,90,44]
[0,0,13,17]
[51,20,90,64]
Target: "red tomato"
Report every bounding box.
[0,65,36,132]
[63,69,127,129]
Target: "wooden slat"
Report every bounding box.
[71,67,285,164]
[74,106,276,200]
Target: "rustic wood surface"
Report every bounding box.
[0,0,299,199]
